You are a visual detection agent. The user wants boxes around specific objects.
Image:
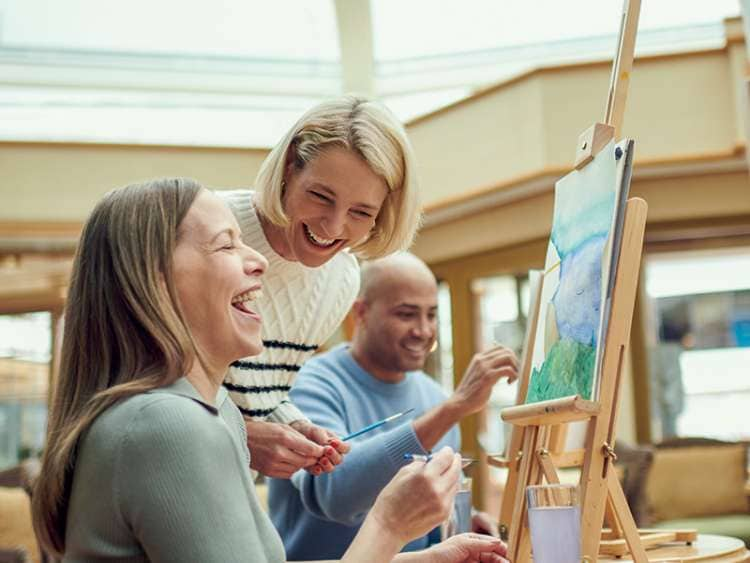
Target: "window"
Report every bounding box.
[419,280,455,394]
[436,281,455,393]
[0,312,52,469]
[471,274,530,455]
[0,0,341,146]
[2,0,739,145]
[644,247,750,442]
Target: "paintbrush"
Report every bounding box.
[341,408,415,441]
[403,453,477,468]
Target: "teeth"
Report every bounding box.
[232,289,263,305]
[305,224,336,247]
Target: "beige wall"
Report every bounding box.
[406,48,742,216]
[622,51,736,157]
[406,76,547,204]
[0,143,269,222]
[404,28,749,265]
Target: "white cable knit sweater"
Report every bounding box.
[217,190,360,424]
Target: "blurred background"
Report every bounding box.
[0,0,749,558]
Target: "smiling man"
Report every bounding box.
[268,252,519,560]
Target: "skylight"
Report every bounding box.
[0,0,741,146]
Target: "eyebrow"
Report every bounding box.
[312,184,381,212]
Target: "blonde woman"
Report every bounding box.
[217,96,422,477]
[32,178,508,562]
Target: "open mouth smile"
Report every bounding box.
[231,288,262,316]
[403,342,428,355]
[304,224,339,249]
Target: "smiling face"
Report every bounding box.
[172,190,268,370]
[354,263,438,382]
[264,146,389,267]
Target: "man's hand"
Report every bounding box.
[245,420,323,479]
[290,420,350,476]
[413,345,518,452]
[450,345,518,416]
[471,510,500,537]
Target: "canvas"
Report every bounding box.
[526,139,632,404]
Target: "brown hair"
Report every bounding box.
[32,178,202,556]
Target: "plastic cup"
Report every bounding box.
[526,483,581,563]
[441,476,472,539]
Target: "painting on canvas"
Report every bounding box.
[526,139,632,403]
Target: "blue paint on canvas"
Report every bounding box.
[551,191,615,258]
[552,234,606,347]
[528,140,623,403]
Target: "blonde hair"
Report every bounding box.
[255,95,422,259]
[32,178,203,557]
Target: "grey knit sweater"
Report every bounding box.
[63,377,285,562]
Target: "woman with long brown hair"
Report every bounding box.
[31,178,507,562]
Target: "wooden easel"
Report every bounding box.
[502,194,651,563]
[492,1,695,560]
[489,0,644,548]
[500,198,698,561]
[487,271,546,542]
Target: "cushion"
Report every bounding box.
[614,442,654,527]
[646,443,749,522]
[0,487,38,563]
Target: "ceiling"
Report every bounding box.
[0,0,742,147]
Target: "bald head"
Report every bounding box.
[358,252,437,304]
[350,252,438,381]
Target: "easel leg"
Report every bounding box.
[507,427,533,563]
[536,448,561,485]
[604,495,624,539]
[606,469,648,561]
[499,429,524,539]
[508,426,547,563]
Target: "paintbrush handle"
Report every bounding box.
[341,420,386,441]
[403,453,477,465]
[341,408,415,441]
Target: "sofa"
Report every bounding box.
[645,437,750,547]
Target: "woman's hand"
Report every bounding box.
[245,420,322,478]
[290,420,350,475]
[341,447,463,563]
[371,446,462,545]
[420,533,508,563]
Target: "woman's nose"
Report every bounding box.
[243,246,268,276]
[320,208,347,238]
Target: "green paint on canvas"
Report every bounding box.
[526,338,596,403]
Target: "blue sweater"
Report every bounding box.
[268,344,460,560]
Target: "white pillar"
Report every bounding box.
[333,0,376,97]
[741,0,750,58]
[739,2,750,171]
